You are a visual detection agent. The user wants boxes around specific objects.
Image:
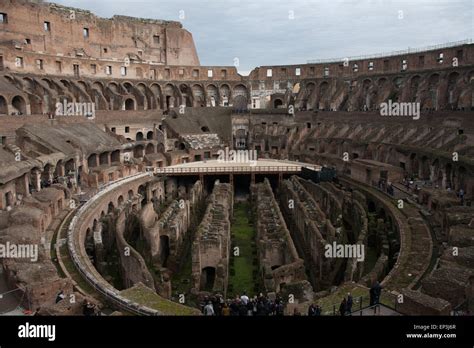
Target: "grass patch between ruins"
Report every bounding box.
[227,202,261,298]
[120,283,200,315]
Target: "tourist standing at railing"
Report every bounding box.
[370,281,382,306]
[346,293,353,314]
[339,297,347,316]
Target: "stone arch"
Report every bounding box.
[150,83,162,109]
[164,84,177,109]
[134,145,144,158]
[191,84,205,107]
[99,152,109,166]
[179,84,193,107]
[138,184,147,205]
[108,82,120,94]
[136,132,144,141]
[424,73,440,110]
[409,75,422,102]
[111,150,120,163]
[124,98,135,111]
[447,71,460,109]
[206,84,219,107]
[318,81,330,110]
[108,201,115,214]
[11,95,27,115]
[92,81,105,94]
[274,98,283,108]
[88,154,98,168]
[123,82,134,94]
[145,143,155,154]
[118,195,124,206]
[146,131,154,140]
[233,84,248,109]
[0,95,7,114]
[219,84,231,106]
[200,266,216,291]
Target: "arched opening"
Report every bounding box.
[206,84,218,107]
[107,202,115,214]
[0,95,7,115]
[88,154,98,168]
[125,98,135,111]
[200,267,216,291]
[192,84,205,107]
[118,195,124,206]
[146,131,153,140]
[138,185,147,206]
[134,145,144,158]
[220,84,231,106]
[274,99,283,108]
[111,150,120,163]
[145,143,155,155]
[99,152,109,166]
[12,95,27,115]
[201,126,210,133]
[159,235,170,267]
[5,191,13,208]
[136,132,144,141]
[233,84,248,110]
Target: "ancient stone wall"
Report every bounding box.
[252,178,308,294]
[191,181,232,296]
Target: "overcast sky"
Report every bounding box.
[52,0,473,74]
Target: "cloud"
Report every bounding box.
[51,0,473,73]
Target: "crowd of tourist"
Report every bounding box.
[200,292,286,316]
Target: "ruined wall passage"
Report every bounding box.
[192,181,233,295]
[141,180,204,270]
[252,178,308,294]
[279,176,342,291]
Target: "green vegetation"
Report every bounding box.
[120,283,200,315]
[59,244,100,298]
[227,202,261,297]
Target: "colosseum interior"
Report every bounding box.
[0,0,473,320]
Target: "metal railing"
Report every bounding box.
[307,39,472,64]
[154,165,320,175]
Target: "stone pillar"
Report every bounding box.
[17,173,30,198]
[32,169,42,192]
[93,223,105,271]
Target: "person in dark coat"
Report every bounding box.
[346,293,353,314]
[339,298,347,316]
